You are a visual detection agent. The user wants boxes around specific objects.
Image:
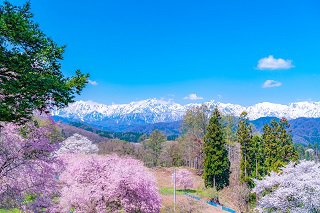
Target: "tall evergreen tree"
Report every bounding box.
[278,118,298,163]
[262,118,298,173]
[237,112,253,185]
[249,135,264,181]
[203,107,230,190]
[262,123,273,174]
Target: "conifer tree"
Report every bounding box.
[203,107,230,190]
[278,118,298,163]
[262,118,298,173]
[237,112,253,185]
[249,135,264,180]
[262,123,273,174]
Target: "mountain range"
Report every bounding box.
[52,99,320,145]
[52,99,320,123]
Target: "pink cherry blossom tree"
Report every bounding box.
[253,160,320,213]
[57,133,99,155]
[58,154,161,213]
[0,122,61,211]
[175,169,194,190]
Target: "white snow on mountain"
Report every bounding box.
[52,99,320,123]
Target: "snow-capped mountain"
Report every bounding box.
[52,99,320,125]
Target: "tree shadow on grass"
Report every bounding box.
[160,188,198,195]
[177,189,197,194]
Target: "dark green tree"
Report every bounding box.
[262,118,298,173]
[278,118,298,163]
[203,107,230,190]
[0,1,88,123]
[248,135,264,182]
[262,123,274,174]
[237,112,253,185]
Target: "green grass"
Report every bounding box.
[159,187,220,203]
[0,209,20,213]
[160,187,197,195]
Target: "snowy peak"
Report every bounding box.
[52,99,320,123]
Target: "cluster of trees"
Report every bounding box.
[66,121,144,142]
[0,1,86,210]
[0,122,61,211]
[69,120,178,142]
[0,2,161,212]
[96,103,316,212]
[237,114,298,187]
[295,143,320,161]
[253,160,320,212]
[235,113,320,212]
[97,126,203,169]
[2,1,319,212]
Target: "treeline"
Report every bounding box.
[295,143,320,161]
[97,106,300,180]
[67,122,144,142]
[237,113,298,187]
[66,121,179,142]
[97,105,306,211]
[98,106,211,168]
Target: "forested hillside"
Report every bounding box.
[252,117,320,145]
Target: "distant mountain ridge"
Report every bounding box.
[252,117,320,145]
[52,99,320,145]
[55,116,320,145]
[52,99,320,124]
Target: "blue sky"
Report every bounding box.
[11,0,320,105]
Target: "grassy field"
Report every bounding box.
[0,209,20,213]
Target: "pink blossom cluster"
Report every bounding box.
[0,122,61,211]
[58,154,161,213]
[174,169,194,190]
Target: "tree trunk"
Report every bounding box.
[256,158,258,178]
[244,154,247,179]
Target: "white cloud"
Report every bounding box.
[184,93,203,100]
[257,55,294,70]
[262,80,282,88]
[88,80,98,86]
